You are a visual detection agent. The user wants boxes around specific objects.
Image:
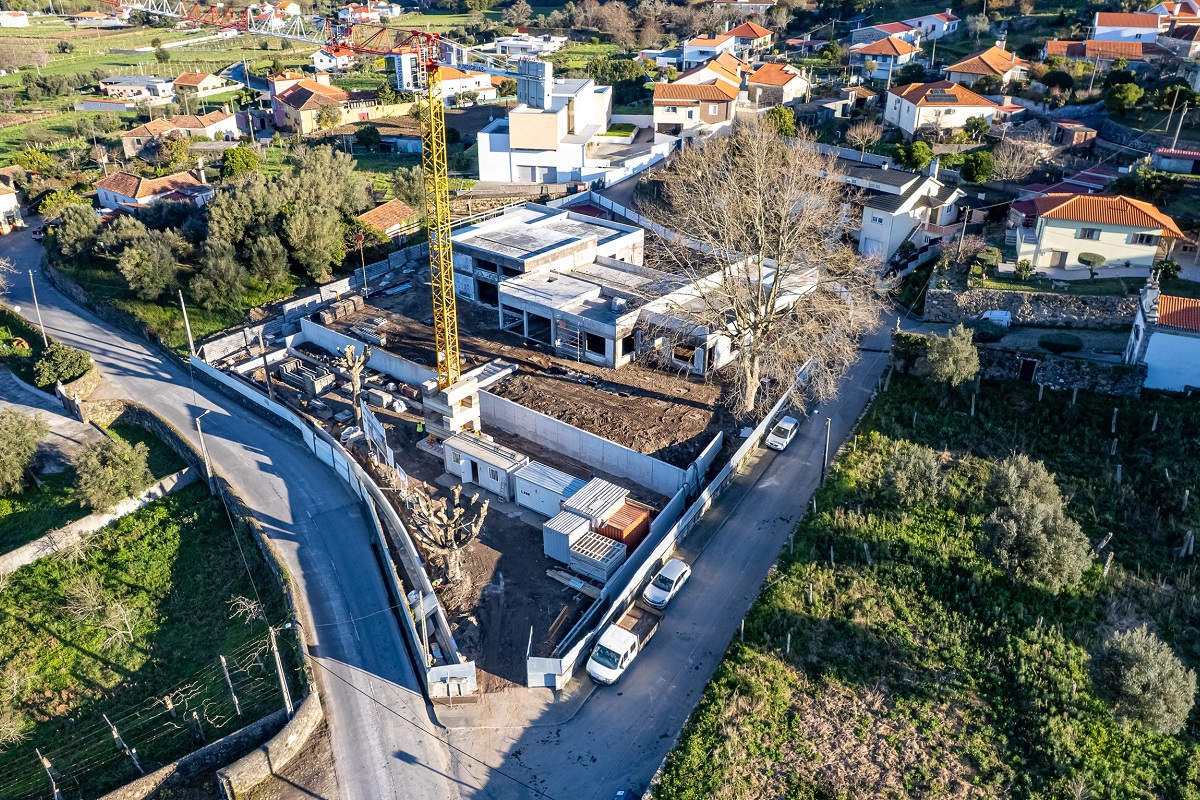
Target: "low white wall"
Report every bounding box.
[478,391,685,497]
[298,319,436,385]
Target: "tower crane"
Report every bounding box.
[95,0,506,390]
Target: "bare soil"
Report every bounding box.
[243,721,340,800]
[337,289,734,469]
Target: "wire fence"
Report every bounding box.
[0,629,290,800]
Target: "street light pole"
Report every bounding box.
[357,232,368,300]
[195,409,213,484]
[28,270,47,347]
[268,626,295,717]
[822,417,832,481]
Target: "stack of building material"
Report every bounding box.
[277,358,335,395]
[350,324,387,346]
[543,509,590,563]
[562,478,628,526]
[596,500,653,553]
[514,461,588,517]
[569,530,626,583]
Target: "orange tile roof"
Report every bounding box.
[1157,294,1200,331]
[747,62,805,86]
[358,198,418,233]
[173,71,218,87]
[1095,12,1160,27]
[121,117,176,139]
[171,110,235,130]
[1033,193,1184,237]
[1045,39,1144,59]
[856,35,919,56]
[653,81,739,102]
[270,70,307,81]
[434,65,486,81]
[95,169,205,201]
[889,80,997,107]
[277,80,348,110]
[727,21,772,38]
[687,33,732,48]
[946,44,1029,76]
[712,50,752,74]
[873,21,915,34]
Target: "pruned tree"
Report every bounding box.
[1094,625,1197,735]
[0,409,49,496]
[0,706,27,750]
[74,437,151,511]
[967,13,990,44]
[408,483,490,582]
[992,127,1051,185]
[227,595,266,625]
[644,119,885,414]
[64,572,108,621]
[923,324,979,388]
[988,453,1062,508]
[884,442,943,508]
[845,120,880,155]
[340,343,371,427]
[100,599,141,650]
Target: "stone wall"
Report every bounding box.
[42,259,149,341]
[924,286,1138,329]
[216,693,324,799]
[80,399,206,470]
[96,711,286,800]
[59,365,102,401]
[978,348,1147,397]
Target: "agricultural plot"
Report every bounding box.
[656,374,1200,800]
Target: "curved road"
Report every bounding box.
[0,230,461,799]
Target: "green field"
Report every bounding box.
[545,41,618,70]
[0,483,299,800]
[656,372,1200,800]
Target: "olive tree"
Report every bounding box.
[1095,626,1197,735]
[74,436,151,511]
[0,409,49,496]
[923,324,979,388]
[883,442,943,508]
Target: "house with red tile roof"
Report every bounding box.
[682,33,738,69]
[653,79,739,138]
[95,168,214,209]
[944,41,1029,87]
[358,198,419,241]
[1125,280,1200,391]
[747,63,809,104]
[1093,12,1161,42]
[851,36,921,80]
[884,81,998,138]
[726,21,774,58]
[849,21,920,46]
[1017,193,1184,270]
[1044,39,1146,64]
[903,8,960,40]
[312,45,358,71]
[1153,145,1200,173]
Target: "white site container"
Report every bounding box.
[569,530,627,584]
[513,461,588,517]
[561,478,628,527]
[543,510,590,563]
[442,433,530,501]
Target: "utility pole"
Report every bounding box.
[1173,101,1189,150]
[929,37,936,71]
[28,270,47,346]
[36,749,63,800]
[268,626,295,717]
[357,232,369,300]
[1088,56,1098,93]
[822,416,832,481]
[195,409,213,484]
[179,289,195,356]
[1164,85,1182,133]
[258,328,275,402]
[220,655,242,716]
[103,713,144,775]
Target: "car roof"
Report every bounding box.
[777,416,798,427]
[659,558,689,579]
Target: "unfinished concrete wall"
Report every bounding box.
[216,694,323,799]
[298,318,436,385]
[479,391,686,497]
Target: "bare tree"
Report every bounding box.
[967,14,990,44]
[845,120,881,155]
[0,43,20,71]
[227,595,266,625]
[0,256,15,299]
[29,48,49,76]
[0,705,26,749]
[100,599,141,650]
[992,126,1051,185]
[407,483,489,582]
[64,572,107,621]
[643,119,886,413]
[339,343,371,428]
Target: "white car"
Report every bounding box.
[977,310,1012,328]
[764,416,799,451]
[642,558,691,609]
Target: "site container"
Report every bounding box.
[562,478,628,526]
[513,461,588,517]
[542,510,590,563]
[569,530,627,583]
[596,500,652,553]
[442,433,530,501]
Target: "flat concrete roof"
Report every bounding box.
[499,258,688,327]
[453,203,639,263]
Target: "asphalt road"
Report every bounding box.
[0,230,459,800]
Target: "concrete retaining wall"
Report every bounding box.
[978,347,1146,396]
[97,710,287,800]
[0,467,197,578]
[924,286,1138,329]
[299,318,436,385]
[216,693,324,799]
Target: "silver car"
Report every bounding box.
[764,416,799,451]
[642,558,692,609]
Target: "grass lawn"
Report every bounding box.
[544,41,619,70]
[0,471,85,553]
[977,275,1143,296]
[388,8,501,31]
[656,373,1200,800]
[0,483,298,800]
[602,122,636,136]
[104,421,186,480]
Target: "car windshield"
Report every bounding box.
[770,424,790,439]
[591,644,621,670]
[651,573,675,592]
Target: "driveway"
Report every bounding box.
[0,366,105,472]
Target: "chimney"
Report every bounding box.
[222,102,229,114]
[928,156,940,180]
[881,162,889,170]
[946,7,952,15]
[197,157,206,183]
[996,36,1007,50]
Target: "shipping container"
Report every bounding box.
[596,500,652,553]
[442,433,530,500]
[513,461,588,517]
[542,510,590,563]
[562,478,629,526]
[569,530,627,583]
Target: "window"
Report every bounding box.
[708,104,718,115]
[1133,233,1160,246]
[944,108,955,115]
[451,453,461,464]
[871,214,884,224]
[489,467,499,481]
[1135,32,1143,38]
[1077,227,1101,240]
[687,109,694,119]
[665,105,677,113]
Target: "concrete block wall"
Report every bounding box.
[298,318,437,385]
[216,694,324,799]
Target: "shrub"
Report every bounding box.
[0,408,49,496]
[964,318,1006,343]
[984,495,1093,592]
[1015,258,1034,280]
[1094,626,1197,735]
[988,453,1062,508]
[923,324,979,388]
[975,247,1002,268]
[1078,252,1106,269]
[1038,332,1083,354]
[1156,258,1181,281]
[32,342,91,388]
[883,442,942,507]
[74,437,151,511]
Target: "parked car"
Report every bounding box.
[764,415,800,451]
[642,558,692,609]
[30,226,45,241]
[976,310,1012,328]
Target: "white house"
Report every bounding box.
[1125,283,1200,391]
[1092,12,1161,42]
[682,33,738,70]
[746,63,810,105]
[99,75,175,100]
[1016,193,1184,269]
[486,31,569,56]
[726,21,774,59]
[0,184,23,234]
[902,9,960,40]
[653,81,738,139]
[94,169,215,209]
[312,46,356,71]
[885,81,997,138]
[434,66,496,104]
[851,36,921,81]
[1152,146,1200,173]
[0,11,29,27]
[337,3,380,22]
[849,21,921,46]
[944,41,1029,87]
[477,60,613,183]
